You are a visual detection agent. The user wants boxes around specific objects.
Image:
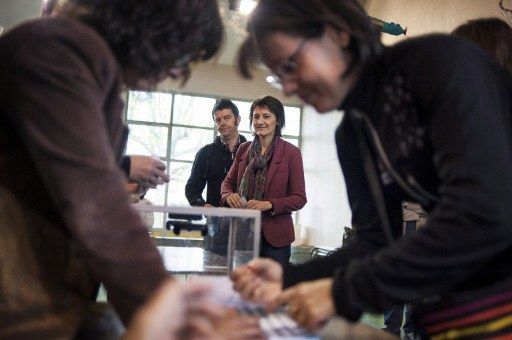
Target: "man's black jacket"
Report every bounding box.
[185,135,247,206]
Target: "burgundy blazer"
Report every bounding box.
[221,138,307,247]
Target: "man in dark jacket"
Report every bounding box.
[185,99,247,255]
[185,99,247,207]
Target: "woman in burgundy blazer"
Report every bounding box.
[221,96,307,265]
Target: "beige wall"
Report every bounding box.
[298,108,350,247]
[0,0,41,31]
[365,0,504,45]
[156,62,301,106]
[0,0,298,106]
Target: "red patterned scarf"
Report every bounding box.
[238,136,279,201]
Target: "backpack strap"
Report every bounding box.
[348,109,439,245]
[348,110,395,245]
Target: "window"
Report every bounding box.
[124,91,302,229]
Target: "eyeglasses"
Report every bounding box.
[272,39,308,84]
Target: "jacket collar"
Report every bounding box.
[213,134,247,150]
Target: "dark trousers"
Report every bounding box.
[260,233,291,266]
[383,304,414,335]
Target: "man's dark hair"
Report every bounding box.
[249,96,285,137]
[238,0,381,78]
[69,0,223,83]
[452,18,512,73]
[212,99,240,119]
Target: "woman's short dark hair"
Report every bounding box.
[212,99,240,119]
[70,0,223,83]
[249,96,285,137]
[452,18,512,73]
[238,0,381,79]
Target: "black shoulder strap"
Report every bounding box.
[348,110,395,245]
[348,109,439,245]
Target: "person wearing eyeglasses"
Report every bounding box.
[221,96,307,266]
[0,0,225,337]
[230,0,512,336]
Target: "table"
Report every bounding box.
[320,318,398,340]
[188,276,398,340]
[158,246,397,339]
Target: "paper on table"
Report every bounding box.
[188,276,318,339]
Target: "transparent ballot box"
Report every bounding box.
[133,205,261,275]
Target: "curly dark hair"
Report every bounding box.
[238,0,381,79]
[452,18,512,73]
[70,0,223,83]
[249,96,285,137]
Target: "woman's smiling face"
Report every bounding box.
[260,27,358,113]
[251,105,277,139]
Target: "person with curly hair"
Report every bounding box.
[42,0,172,203]
[0,0,228,338]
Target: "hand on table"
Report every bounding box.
[129,155,170,188]
[125,279,264,340]
[180,305,263,340]
[270,278,335,333]
[231,258,283,305]
[124,279,186,340]
[202,309,264,340]
[181,281,263,339]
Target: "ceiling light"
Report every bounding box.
[239,0,257,15]
[266,75,282,90]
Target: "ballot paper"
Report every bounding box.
[224,295,317,339]
[191,276,318,340]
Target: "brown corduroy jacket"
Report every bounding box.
[0,18,167,338]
